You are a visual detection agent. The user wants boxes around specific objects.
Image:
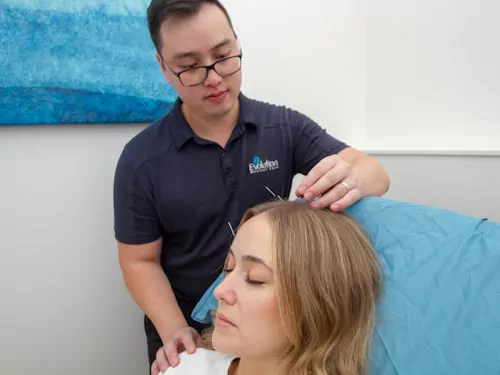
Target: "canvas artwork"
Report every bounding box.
[0,0,177,125]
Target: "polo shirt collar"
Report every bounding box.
[238,93,259,128]
[169,93,258,151]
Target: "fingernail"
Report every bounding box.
[331,204,339,211]
[297,186,306,195]
[311,201,320,208]
[304,192,313,200]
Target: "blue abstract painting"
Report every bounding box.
[0,0,177,125]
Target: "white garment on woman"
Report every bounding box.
[161,348,237,375]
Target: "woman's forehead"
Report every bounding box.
[232,214,273,261]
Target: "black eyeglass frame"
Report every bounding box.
[161,53,243,87]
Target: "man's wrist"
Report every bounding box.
[159,320,189,342]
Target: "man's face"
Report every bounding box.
[156,4,242,119]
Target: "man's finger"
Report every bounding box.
[182,333,197,354]
[195,333,203,347]
[156,346,170,372]
[303,163,350,201]
[310,179,352,208]
[151,361,160,375]
[164,341,180,368]
[329,188,363,212]
[296,155,340,197]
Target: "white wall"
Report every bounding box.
[2,1,500,374]
[365,0,500,153]
[225,0,500,153]
[371,154,500,223]
[0,125,149,374]
[225,0,368,148]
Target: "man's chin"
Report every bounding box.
[204,103,235,118]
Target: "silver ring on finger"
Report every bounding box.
[340,181,350,193]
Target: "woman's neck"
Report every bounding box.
[230,357,282,375]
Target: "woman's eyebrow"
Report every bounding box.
[228,248,273,272]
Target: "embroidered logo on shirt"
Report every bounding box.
[248,155,279,174]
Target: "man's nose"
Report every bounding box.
[204,67,222,87]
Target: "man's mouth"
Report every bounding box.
[206,91,226,99]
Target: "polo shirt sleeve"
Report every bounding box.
[291,109,349,175]
[113,150,162,245]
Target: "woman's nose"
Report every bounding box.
[214,274,237,305]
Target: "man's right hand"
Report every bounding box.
[151,326,202,375]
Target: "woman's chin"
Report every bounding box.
[212,331,239,356]
[211,330,225,351]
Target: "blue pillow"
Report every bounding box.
[192,197,500,374]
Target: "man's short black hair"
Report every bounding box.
[147,0,235,52]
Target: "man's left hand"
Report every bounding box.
[295,154,364,212]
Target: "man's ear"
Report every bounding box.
[155,52,172,84]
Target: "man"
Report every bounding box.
[113,0,389,373]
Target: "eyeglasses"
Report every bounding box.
[163,54,243,87]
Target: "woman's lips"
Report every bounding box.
[215,312,236,328]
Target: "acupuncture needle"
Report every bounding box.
[265,185,283,201]
[210,222,236,275]
[228,221,236,237]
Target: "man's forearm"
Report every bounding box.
[122,260,187,343]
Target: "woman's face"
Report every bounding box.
[212,213,289,359]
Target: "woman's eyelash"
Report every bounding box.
[245,278,264,285]
[222,269,264,285]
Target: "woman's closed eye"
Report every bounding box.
[245,277,264,286]
[223,268,265,286]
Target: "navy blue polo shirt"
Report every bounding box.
[113,93,348,329]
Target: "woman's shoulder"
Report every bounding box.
[162,348,236,375]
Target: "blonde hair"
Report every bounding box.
[205,200,382,375]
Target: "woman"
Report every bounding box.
[154,200,382,375]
